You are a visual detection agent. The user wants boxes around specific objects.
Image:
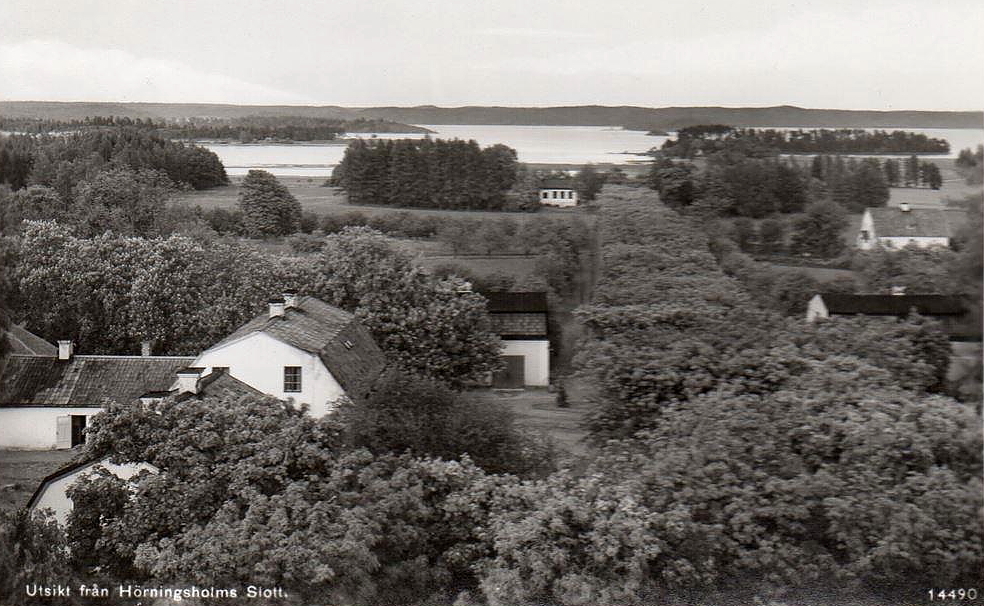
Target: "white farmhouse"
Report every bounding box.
[485,292,550,387]
[27,458,159,525]
[0,338,194,450]
[539,178,578,208]
[857,204,950,250]
[187,293,386,418]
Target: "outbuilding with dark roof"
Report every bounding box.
[484,291,550,388]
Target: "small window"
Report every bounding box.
[860,230,870,242]
[284,366,302,392]
[552,191,557,198]
[541,191,549,199]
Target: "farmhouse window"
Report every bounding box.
[542,191,549,199]
[860,230,870,241]
[284,366,302,392]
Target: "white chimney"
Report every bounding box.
[57,340,74,360]
[891,285,907,296]
[140,340,152,357]
[899,202,910,212]
[175,367,205,394]
[283,291,298,309]
[269,297,286,318]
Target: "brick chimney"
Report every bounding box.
[269,297,286,318]
[283,291,298,309]
[900,202,911,212]
[140,340,153,357]
[175,367,205,394]
[891,285,907,296]
[57,340,74,360]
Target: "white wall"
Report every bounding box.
[878,236,950,249]
[502,339,550,386]
[857,210,875,250]
[192,332,345,417]
[540,189,578,207]
[0,407,103,450]
[31,459,157,525]
[805,295,829,322]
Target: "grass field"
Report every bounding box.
[0,449,79,514]
[177,176,589,222]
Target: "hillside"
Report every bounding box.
[1,102,980,130]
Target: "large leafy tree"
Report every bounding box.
[238,169,301,237]
[316,227,502,386]
[72,167,177,237]
[790,199,848,258]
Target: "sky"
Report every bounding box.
[1,0,982,111]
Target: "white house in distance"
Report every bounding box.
[485,292,550,388]
[857,203,951,250]
[27,458,159,525]
[539,178,578,208]
[187,293,386,418]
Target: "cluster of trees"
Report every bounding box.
[662,126,950,157]
[6,222,500,385]
[0,127,227,193]
[0,115,429,142]
[955,145,983,185]
[871,155,941,189]
[650,149,891,219]
[237,169,302,236]
[565,187,979,599]
[2,187,980,606]
[332,138,522,210]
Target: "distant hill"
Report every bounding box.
[1,101,980,130]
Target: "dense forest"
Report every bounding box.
[0,127,228,192]
[661,126,951,156]
[332,138,523,210]
[0,115,431,143]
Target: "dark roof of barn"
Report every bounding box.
[540,178,575,190]
[818,294,969,316]
[6,325,57,356]
[484,292,549,314]
[869,207,950,238]
[208,296,386,401]
[0,355,195,407]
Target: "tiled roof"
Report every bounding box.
[484,292,549,313]
[490,313,548,337]
[540,178,575,190]
[208,296,386,401]
[819,294,968,316]
[0,355,195,407]
[6,325,57,356]
[171,369,266,403]
[869,207,950,238]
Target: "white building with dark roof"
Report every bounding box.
[539,178,578,208]
[187,294,386,417]
[0,295,386,448]
[484,292,550,387]
[0,342,195,449]
[857,204,951,250]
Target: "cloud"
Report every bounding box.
[0,39,313,104]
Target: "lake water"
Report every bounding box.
[204,125,984,177]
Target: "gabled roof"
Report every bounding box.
[6,324,57,356]
[484,292,549,314]
[818,294,969,316]
[170,369,266,403]
[207,296,386,401]
[0,355,195,407]
[26,456,160,513]
[540,178,575,190]
[869,207,950,238]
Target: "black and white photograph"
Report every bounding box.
[0,1,982,605]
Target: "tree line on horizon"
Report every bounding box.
[661,125,951,156]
